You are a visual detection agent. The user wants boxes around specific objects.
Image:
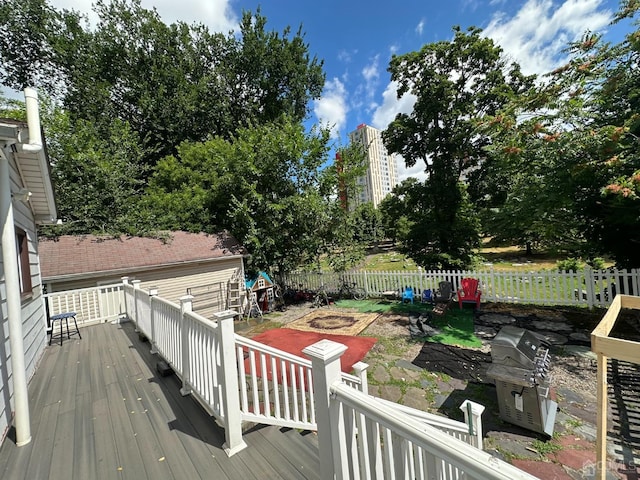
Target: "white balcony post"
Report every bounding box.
[121,276,129,285]
[460,400,485,449]
[352,361,369,394]
[179,295,193,396]
[132,280,141,330]
[214,309,247,456]
[304,339,348,480]
[149,287,158,354]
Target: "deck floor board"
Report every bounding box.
[0,321,321,479]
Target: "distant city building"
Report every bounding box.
[348,123,399,208]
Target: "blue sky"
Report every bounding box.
[44,0,634,180]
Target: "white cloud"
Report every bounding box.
[359,55,381,112]
[371,82,426,182]
[371,81,415,131]
[49,0,238,33]
[483,0,613,75]
[314,78,348,140]
[415,19,425,36]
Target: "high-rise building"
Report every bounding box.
[348,123,399,208]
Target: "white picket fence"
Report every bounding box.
[283,267,640,308]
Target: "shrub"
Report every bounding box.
[557,257,582,272]
[586,257,606,270]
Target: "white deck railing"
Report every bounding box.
[304,340,539,480]
[102,278,538,478]
[44,282,125,326]
[284,267,640,309]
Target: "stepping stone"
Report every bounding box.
[534,330,568,345]
[532,319,573,332]
[478,313,516,326]
[474,325,497,339]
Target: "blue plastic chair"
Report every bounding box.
[402,287,414,304]
[421,289,433,304]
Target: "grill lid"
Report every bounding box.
[491,325,544,369]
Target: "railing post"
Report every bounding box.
[584,268,595,308]
[460,400,485,450]
[149,287,159,354]
[179,295,194,396]
[213,309,247,456]
[132,280,141,331]
[304,340,348,480]
[352,361,369,394]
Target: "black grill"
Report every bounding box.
[487,326,557,436]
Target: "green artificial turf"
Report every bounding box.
[336,299,482,348]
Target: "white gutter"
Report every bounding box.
[0,148,32,447]
[21,88,43,153]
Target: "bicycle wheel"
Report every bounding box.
[352,287,366,300]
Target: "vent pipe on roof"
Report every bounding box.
[22,88,42,153]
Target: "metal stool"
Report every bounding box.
[49,312,82,345]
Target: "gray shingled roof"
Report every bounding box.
[39,231,246,280]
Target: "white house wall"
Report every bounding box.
[0,151,48,445]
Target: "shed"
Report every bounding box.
[39,231,247,318]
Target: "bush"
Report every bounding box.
[557,257,582,272]
[586,257,606,270]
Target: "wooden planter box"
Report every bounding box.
[591,294,640,480]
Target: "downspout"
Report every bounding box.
[22,88,42,153]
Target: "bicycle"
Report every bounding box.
[337,278,366,300]
[312,284,331,308]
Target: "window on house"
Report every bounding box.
[16,228,32,296]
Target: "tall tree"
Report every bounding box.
[145,117,331,274]
[483,2,640,267]
[0,0,326,171]
[42,108,146,235]
[383,26,533,268]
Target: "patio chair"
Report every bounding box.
[457,278,482,309]
[433,281,454,304]
[421,289,433,304]
[402,287,414,304]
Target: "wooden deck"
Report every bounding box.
[0,321,320,480]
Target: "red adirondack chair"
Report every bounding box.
[457,278,482,309]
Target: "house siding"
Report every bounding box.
[0,154,48,445]
[46,257,245,320]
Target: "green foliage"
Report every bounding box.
[0,94,25,120]
[482,5,640,267]
[382,26,531,269]
[352,203,384,244]
[557,258,582,273]
[39,107,146,236]
[381,178,480,269]
[586,257,606,270]
[145,117,331,274]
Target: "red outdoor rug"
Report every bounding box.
[249,328,377,374]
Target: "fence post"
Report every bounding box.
[132,280,141,331]
[149,287,159,354]
[363,269,369,297]
[584,268,595,308]
[303,340,348,480]
[460,400,485,450]
[179,295,194,396]
[213,309,248,456]
[352,361,369,394]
